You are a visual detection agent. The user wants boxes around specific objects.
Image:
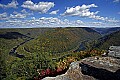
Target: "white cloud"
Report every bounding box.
[0,16,119,28]
[113,0,120,3]
[21,9,33,15]
[49,10,59,14]
[10,13,26,19]
[75,20,84,24]
[9,10,31,19]
[88,22,105,27]
[107,18,120,23]
[21,0,55,13]
[62,4,120,23]
[90,15,107,21]
[38,17,83,26]
[0,12,8,20]
[62,4,98,17]
[0,0,18,8]
[62,4,107,21]
[9,10,33,19]
[39,17,62,25]
[21,9,27,13]
[0,12,7,17]
[0,9,33,20]
[0,17,84,28]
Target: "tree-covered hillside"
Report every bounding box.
[95,30,120,49]
[0,27,102,80]
[17,27,101,55]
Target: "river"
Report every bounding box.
[9,38,34,58]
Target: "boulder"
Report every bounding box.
[108,46,120,58]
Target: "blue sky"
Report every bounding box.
[0,0,120,28]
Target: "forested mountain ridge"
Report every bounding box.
[92,27,120,35]
[94,30,120,49]
[16,27,101,55]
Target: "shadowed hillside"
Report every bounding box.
[92,27,120,35]
[0,32,30,39]
[94,30,120,49]
[0,28,52,38]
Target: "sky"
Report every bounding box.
[0,0,120,28]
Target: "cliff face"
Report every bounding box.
[42,56,120,80]
[80,57,120,80]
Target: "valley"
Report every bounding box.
[0,27,120,80]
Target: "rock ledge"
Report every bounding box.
[42,56,120,80]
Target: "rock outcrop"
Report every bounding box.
[42,56,120,80]
[108,46,120,58]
